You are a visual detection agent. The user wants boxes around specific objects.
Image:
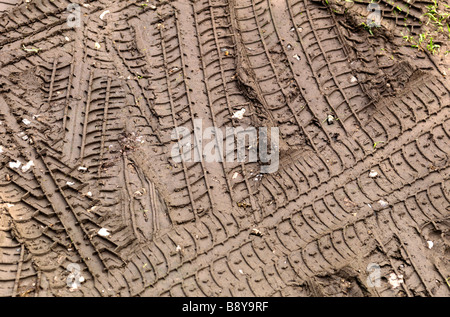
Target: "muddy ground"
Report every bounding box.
[0,0,449,297]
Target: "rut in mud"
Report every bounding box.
[0,0,449,297]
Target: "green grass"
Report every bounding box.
[424,0,450,30]
[361,22,374,35]
[427,37,441,54]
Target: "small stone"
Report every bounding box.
[427,241,433,249]
[369,170,378,178]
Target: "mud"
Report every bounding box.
[0,0,449,297]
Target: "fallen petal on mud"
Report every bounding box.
[388,273,404,289]
[232,108,245,119]
[369,170,378,178]
[378,199,389,208]
[9,161,21,169]
[250,228,263,237]
[98,228,110,237]
[21,160,34,172]
[99,10,110,20]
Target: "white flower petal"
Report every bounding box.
[98,228,110,237]
[9,161,21,169]
[21,160,34,172]
[99,10,110,20]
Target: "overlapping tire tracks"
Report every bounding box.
[0,0,448,297]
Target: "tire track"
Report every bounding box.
[0,0,448,297]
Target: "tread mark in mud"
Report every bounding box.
[0,0,449,298]
[157,14,214,223]
[193,0,258,212]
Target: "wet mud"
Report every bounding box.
[0,0,449,297]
